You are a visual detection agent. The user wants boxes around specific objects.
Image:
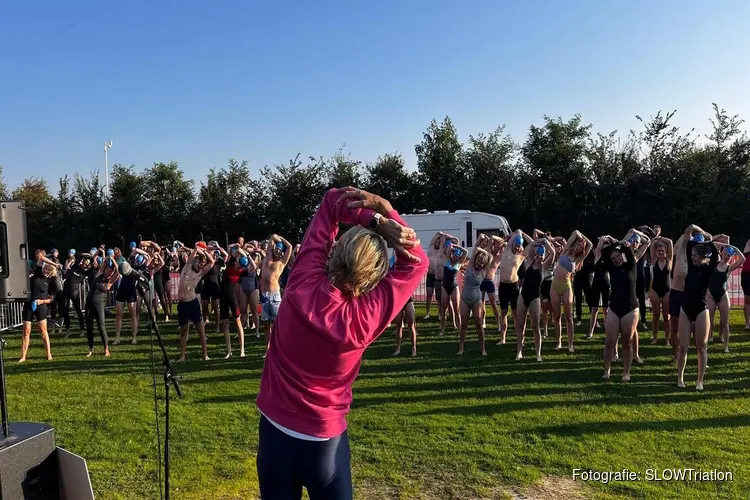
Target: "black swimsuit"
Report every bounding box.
[681,241,719,322]
[442,263,459,295]
[520,264,543,307]
[708,265,730,304]
[651,260,670,298]
[603,244,638,318]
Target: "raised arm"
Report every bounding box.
[728,246,746,272]
[290,188,379,284]
[541,238,556,268]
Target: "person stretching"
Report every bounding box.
[457,235,492,356]
[19,263,56,363]
[219,244,252,358]
[85,255,119,358]
[176,243,214,362]
[255,187,426,499]
[516,238,555,362]
[260,235,292,354]
[479,236,505,331]
[648,236,673,345]
[497,230,533,345]
[707,243,744,352]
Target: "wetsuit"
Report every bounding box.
[86,273,110,349]
[574,251,595,320]
[650,260,671,299]
[681,241,719,322]
[61,262,87,331]
[49,257,63,323]
[708,263,730,304]
[22,267,50,322]
[586,257,610,308]
[602,244,638,318]
[520,264,543,308]
[203,257,223,302]
[635,257,648,322]
[153,255,171,318]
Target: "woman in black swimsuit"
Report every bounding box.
[19,263,56,363]
[601,229,650,382]
[585,238,610,340]
[677,228,718,390]
[439,242,468,336]
[707,244,745,353]
[515,238,555,362]
[648,236,673,345]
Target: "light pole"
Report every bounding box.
[104,141,113,198]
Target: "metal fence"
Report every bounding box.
[0,270,746,332]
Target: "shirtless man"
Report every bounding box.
[497,230,533,344]
[260,234,292,352]
[479,235,506,330]
[175,243,215,362]
[429,232,460,331]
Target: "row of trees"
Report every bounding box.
[4,103,750,251]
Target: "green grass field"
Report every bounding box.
[2,306,749,499]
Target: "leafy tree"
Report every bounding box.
[363,153,418,213]
[0,166,8,200]
[415,117,465,211]
[11,177,54,250]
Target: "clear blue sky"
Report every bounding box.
[2,0,749,191]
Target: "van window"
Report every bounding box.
[465,221,473,247]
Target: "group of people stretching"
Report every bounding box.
[417,225,749,390]
[19,236,297,363]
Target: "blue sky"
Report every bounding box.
[2,0,749,192]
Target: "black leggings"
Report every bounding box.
[62,285,86,331]
[574,272,593,320]
[153,274,169,318]
[86,291,109,349]
[257,415,352,499]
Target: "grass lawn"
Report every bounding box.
[2,305,749,499]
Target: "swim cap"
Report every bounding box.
[196,241,207,250]
[129,241,137,250]
[513,236,523,246]
[107,249,114,257]
[96,256,103,265]
[691,234,705,243]
[134,254,145,266]
[275,242,285,251]
[452,248,461,258]
[238,256,249,268]
[536,246,545,255]
[69,249,76,256]
[90,247,97,255]
[444,240,452,247]
[170,247,176,253]
[51,248,58,254]
[727,247,735,256]
[629,234,640,244]
[214,250,221,258]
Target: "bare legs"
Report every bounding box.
[19,320,53,363]
[677,310,709,390]
[177,322,209,362]
[424,285,434,319]
[457,301,486,356]
[223,317,245,358]
[649,291,670,345]
[393,302,417,357]
[603,309,638,381]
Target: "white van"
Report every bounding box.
[400,210,512,251]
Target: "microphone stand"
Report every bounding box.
[135,280,182,500]
[0,336,9,437]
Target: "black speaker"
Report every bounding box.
[0,201,30,301]
[0,422,93,500]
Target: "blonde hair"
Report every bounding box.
[327,226,389,297]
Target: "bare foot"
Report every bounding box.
[255,331,260,339]
[622,374,631,382]
[602,372,610,380]
[457,349,464,355]
[131,339,137,345]
[568,347,575,354]
[113,339,120,345]
[46,356,53,361]
[422,314,430,320]
[392,349,401,356]
[105,350,111,357]
[536,355,542,362]
[516,353,523,361]
[724,347,729,353]
[696,381,704,391]
[176,357,186,363]
[86,351,93,358]
[481,351,488,356]
[554,344,561,351]
[202,356,210,361]
[18,358,26,364]
[496,340,505,346]
[677,380,685,388]
[411,351,417,357]
[636,357,644,364]
[650,338,658,345]
[240,351,246,358]
[224,352,232,359]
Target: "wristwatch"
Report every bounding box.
[369,213,383,230]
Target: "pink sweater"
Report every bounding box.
[256,189,428,438]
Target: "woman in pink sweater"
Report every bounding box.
[256,187,428,499]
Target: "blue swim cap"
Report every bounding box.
[691,234,705,243]
[69,249,76,256]
[629,234,640,244]
[727,247,735,256]
[170,247,176,253]
[107,249,114,257]
[129,241,137,250]
[238,256,249,268]
[96,256,103,265]
[275,242,285,251]
[90,247,97,255]
[134,254,145,266]
[452,248,461,258]
[536,246,545,255]
[444,240,452,248]
[513,236,523,246]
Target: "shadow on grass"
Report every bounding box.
[529,413,750,436]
